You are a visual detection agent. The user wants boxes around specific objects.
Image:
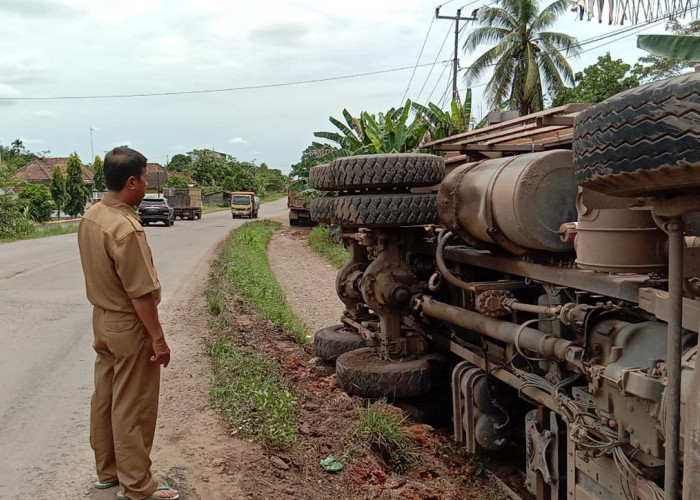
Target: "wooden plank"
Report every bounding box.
[537,115,576,127]
[425,103,589,147]
[483,125,569,145]
[440,143,545,152]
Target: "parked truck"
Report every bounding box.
[230,191,259,219]
[309,73,700,499]
[162,188,202,220]
[288,180,312,226]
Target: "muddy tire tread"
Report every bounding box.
[327,154,444,191]
[313,324,365,362]
[333,193,438,228]
[335,348,445,399]
[573,73,700,196]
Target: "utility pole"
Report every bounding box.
[435,7,478,103]
[89,127,95,161]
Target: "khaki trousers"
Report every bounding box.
[91,307,160,500]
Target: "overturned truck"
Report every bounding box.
[309,73,700,499]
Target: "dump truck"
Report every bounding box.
[230,191,259,218]
[308,73,700,499]
[288,180,312,226]
[162,188,202,220]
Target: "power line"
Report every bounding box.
[0,61,451,101]
[401,15,436,104]
[426,62,451,103]
[416,24,453,102]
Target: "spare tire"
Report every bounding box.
[573,72,700,197]
[327,154,444,191]
[332,193,439,228]
[308,163,334,190]
[335,347,446,399]
[310,196,336,224]
[314,324,365,362]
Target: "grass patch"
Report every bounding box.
[221,220,308,343]
[0,221,79,243]
[261,191,287,202]
[208,338,297,449]
[351,401,421,473]
[202,205,230,214]
[308,225,349,269]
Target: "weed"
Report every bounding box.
[205,289,226,315]
[208,338,297,449]
[308,225,349,269]
[221,220,308,343]
[352,401,421,473]
[480,475,508,500]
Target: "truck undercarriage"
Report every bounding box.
[309,73,700,499]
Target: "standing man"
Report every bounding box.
[77,146,178,500]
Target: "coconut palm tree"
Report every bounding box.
[463,0,580,115]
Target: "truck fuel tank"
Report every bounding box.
[437,150,577,254]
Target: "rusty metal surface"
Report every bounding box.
[438,150,577,253]
[443,246,650,303]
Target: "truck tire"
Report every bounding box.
[332,193,438,228]
[327,154,444,192]
[308,163,334,190]
[314,324,365,362]
[335,348,446,399]
[310,197,336,224]
[573,72,700,197]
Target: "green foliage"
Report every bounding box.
[463,0,580,115]
[209,338,297,449]
[0,138,40,174]
[92,156,106,192]
[64,153,90,217]
[166,153,192,172]
[411,92,473,141]
[165,173,189,188]
[17,183,53,222]
[553,53,639,105]
[308,225,349,269]
[352,401,420,473]
[221,220,308,342]
[0,192,35,240]
[190,149,227,186]
[289,143,334,180]
[633,20,700,83]
[49,166,66,217]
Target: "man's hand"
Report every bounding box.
[150,337,171,367]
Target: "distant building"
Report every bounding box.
[146,163,168,192]
[203,190,231,206]
[12,157,93,187]
[187,149,228,162]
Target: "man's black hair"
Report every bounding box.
[104,146,147,191]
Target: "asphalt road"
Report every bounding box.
[0,198,289,499]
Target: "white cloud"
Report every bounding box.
[0,0,87,19]
[35,110,56,118]
[229,137,248,145]
[21,138,44,145]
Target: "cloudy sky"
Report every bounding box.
[0,0,663,172]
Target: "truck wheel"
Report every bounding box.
[314,324,365,362]
[310,196,336,224]
[164,219,171,227]
[308,163,334,190]
[327,154,444,192]
[332,193,438,228]
[335,348,446,399]
[573,72,700,197]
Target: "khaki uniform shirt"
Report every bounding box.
[78,192,161,313]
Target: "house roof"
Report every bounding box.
[12,157,94,183]
[146,163,167,189]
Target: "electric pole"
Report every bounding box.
[435,7,478,103]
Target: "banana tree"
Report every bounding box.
[637,34,700,62]
[361,99,430,153]
[411,90,473,141]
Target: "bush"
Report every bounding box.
[0,193,35,239]
[18,183,53,222]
